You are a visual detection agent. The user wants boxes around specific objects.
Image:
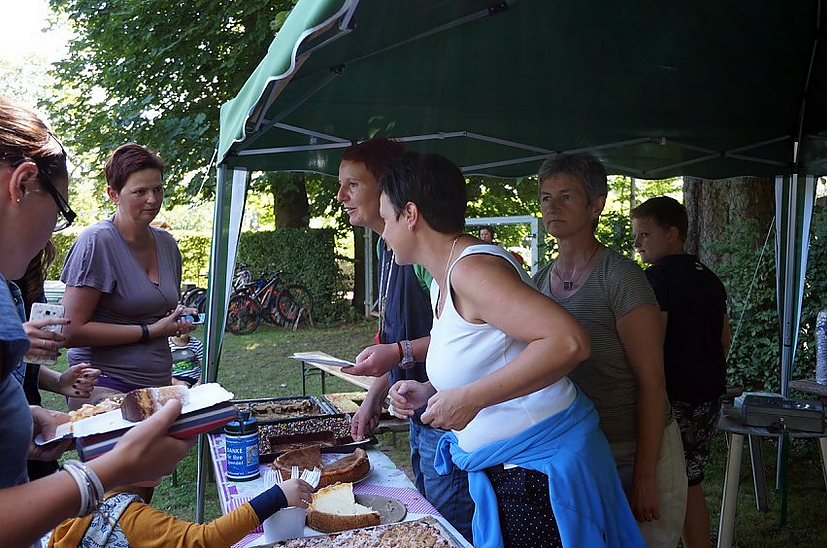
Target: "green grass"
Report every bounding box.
[40,319,827,546]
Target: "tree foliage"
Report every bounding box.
[465,176,538,247]
[44,0,296,202]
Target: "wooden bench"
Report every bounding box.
[292,352,375,394]
[789,378,827,401]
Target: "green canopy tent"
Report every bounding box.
[198,0,826,522]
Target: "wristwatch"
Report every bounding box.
[399,339,416,369]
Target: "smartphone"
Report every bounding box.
[181,312,205,325]
[25,303,65,365]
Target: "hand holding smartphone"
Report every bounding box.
[24,303,66,365]
[181,313,205,325]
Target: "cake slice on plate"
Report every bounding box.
[121,385,189,422]
[306,482,380,532]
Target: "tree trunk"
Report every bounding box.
[683,176,775,267]
[271,173,310,228]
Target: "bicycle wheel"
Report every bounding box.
[192,290,209,314]
[182,287,207,309]
[274,284,314,325]
[264,295,286,327]
[226,294,261,335]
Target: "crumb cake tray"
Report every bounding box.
[257,413,376,462]
[232,396,336,422]
[261,516,463,547]
[321,392,393,419]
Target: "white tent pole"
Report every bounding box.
[223,168,249,309]
[779,173,798,398]
[196,165,249,522]
[773,172,816,489]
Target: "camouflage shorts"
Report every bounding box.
[671,399,720,485]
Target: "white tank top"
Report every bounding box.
[426,244,576,452]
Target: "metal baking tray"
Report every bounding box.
[263,515,464,547]
[231,395,336,423]
[257,413,376,462]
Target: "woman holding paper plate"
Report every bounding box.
[0,95,195,548]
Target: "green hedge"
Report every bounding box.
[177,231,212,283]
[236,228,349,324]
[47,232,76,281]
[48,227,348,324]
[706,208,827,392]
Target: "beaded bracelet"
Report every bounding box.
[62,459,104,516]
[62,464,88,517]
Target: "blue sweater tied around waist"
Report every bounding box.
[434,389,646,548]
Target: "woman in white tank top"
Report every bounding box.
[377,152,646,548]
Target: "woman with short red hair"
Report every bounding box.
[61,143,197,409]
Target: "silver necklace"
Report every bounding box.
[437,235,461,316]
[553,242,600,291]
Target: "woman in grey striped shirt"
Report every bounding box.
[533,153,687,548]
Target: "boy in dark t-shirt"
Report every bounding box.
[631,196,730,548]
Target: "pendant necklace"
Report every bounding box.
[379,246,394,337]
[436,235,461,317]
[553,242,600,291]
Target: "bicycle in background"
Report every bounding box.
[180,263,253,314]
[225,270,313,335]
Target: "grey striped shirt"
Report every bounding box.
[535,248,672,443]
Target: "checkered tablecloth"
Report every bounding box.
[352,484,440,515]
[206,434,464,548]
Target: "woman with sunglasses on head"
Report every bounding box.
[0,96,195,548]
[383,152,645,548]
[61,143,197,410]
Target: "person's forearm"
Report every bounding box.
[410,336,430,362]
[65,321,149,348]
[633,383,667,481]
[364,374,390,403]
[0,470,82,548]
[38,365,63,393]
[464,336,586,410]
[121,498,261,548]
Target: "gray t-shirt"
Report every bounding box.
[61,218,182,388]
[535,248,672,443]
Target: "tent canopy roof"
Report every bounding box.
[218,0,827,180]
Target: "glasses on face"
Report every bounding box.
[42,179,77,231]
